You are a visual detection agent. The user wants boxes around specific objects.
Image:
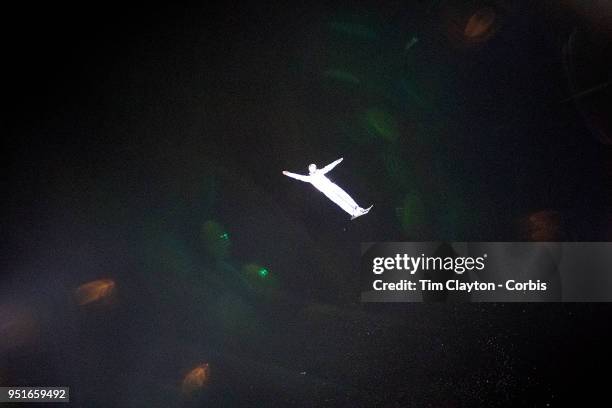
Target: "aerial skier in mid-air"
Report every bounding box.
[283,158,373,219]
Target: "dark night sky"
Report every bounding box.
[3,1,612,406]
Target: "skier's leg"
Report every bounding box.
[317,181,360,215]
[324,182,360,209]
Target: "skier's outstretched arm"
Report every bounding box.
[320,158,343,174]
[282,171,311,182]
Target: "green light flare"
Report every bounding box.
[201,220,230,260]
[241,263,278,294]
[365,108,399,142]
[405,36,419,51]
[330,21,377,40]
[323,69,360,85]
[243,263,271,280]
[396,192,426,233]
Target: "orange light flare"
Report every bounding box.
[441,1,501,48]
[519,210,564,241]
[75,279,116,306]
[181,363,210,394]
[463,7,497,40]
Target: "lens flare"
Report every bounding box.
[442,2,500,48]
[182,363,210,394]
[243,263,270,280]
[520,211,563,241]
[201,220,231,260]
[365,108,399,142]
[75,279,116,305]
[396,192,426,235]
[464,8,497,40]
